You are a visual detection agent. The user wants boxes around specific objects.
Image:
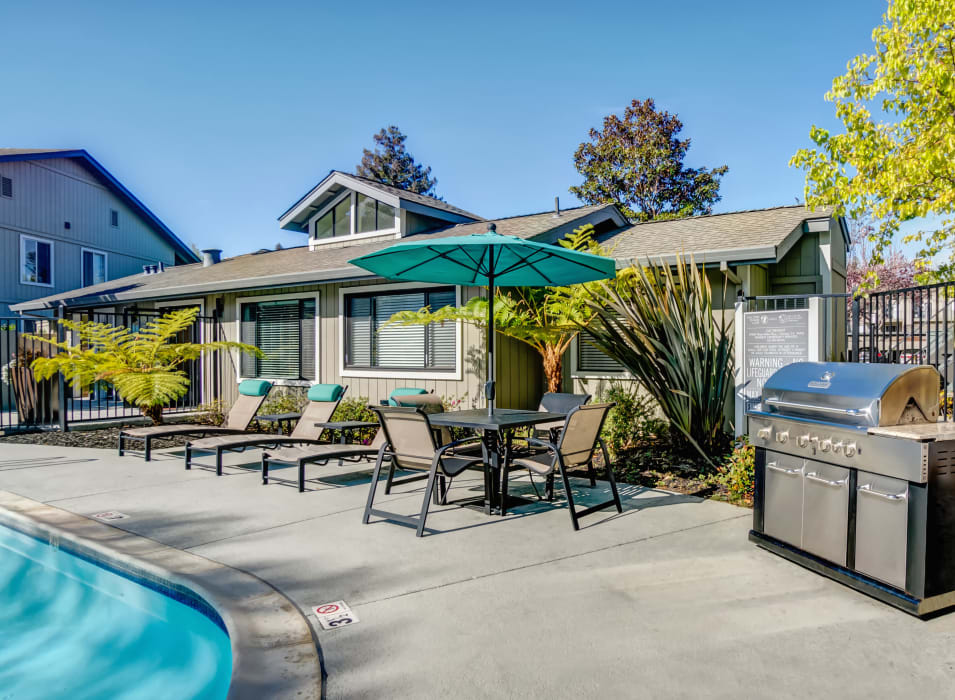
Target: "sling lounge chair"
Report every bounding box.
[184,384,346,475]
[363,406,484,537]
[511,403,622,531]
[261,427,387,492]
[117,379,273,461]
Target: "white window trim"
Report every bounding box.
[307,190,400,248]
[339,281,462,380]
[80,247,109,287]
[20,234,54,288]
[235,291,320,386]
[569,334,631,379]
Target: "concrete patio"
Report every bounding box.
[1,441,954,699]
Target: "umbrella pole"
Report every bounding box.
[486,255,495,417]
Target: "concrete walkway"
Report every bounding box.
[1,442,954,699]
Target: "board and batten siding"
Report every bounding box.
[0,157,179,314]
[206,279,542,411]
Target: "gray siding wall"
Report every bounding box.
[0,157,179,315]
[125,280,543,411]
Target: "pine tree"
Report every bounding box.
[356,126,439,197]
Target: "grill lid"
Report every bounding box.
[760,362,940,427]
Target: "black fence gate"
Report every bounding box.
[0,310,224,433]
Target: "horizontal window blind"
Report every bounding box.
[345,287,456,371]
[577,331,626,373]
[240,298,316,380]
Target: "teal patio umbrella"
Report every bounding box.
[349,224,617,415]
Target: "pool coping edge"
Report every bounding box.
[0,490,322,700]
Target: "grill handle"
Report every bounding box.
[859,483,907,502]
[767,462,802,476]
[764,397,867,418]
[805,471,849,489]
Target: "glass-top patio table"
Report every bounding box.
[427,409,565,516]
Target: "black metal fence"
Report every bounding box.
[851,281,955,419]
[0,310,223,433]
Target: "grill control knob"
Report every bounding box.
[844,442,858,457]
[820,439,832,453]
[797,434,810,448]
[832,441,844,454]
[757,427,772,441]
[776,430,789,444]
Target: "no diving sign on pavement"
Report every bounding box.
[312,600,359,630]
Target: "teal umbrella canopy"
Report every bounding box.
[348,224,616,415]
[347,228,616,287]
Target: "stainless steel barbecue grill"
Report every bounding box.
[748,361,955,616]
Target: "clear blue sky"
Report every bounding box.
[0,0,901,257]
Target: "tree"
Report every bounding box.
[790,0,955,282]
[570,98,728,222]
[356,125,438,196]
[846,216,917,294]
[27,308,262,424]
[383,226,601,394]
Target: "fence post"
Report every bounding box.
[851,297,860,363]
[56,306,68,432]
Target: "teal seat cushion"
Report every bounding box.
[307,383,345,402]
[388,387,428,406]
[238,379,272,397]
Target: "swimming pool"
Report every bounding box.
[0,523,232,699]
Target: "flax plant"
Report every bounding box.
[580,256,734,465]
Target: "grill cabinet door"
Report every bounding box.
[801,461,850,565]
[855,472,909,590]
[763,451,804,547]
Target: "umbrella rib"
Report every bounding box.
[496,249,555,282]
[394,247,476,277]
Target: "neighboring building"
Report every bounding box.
[13,170,847,410]
[0,149,199,316]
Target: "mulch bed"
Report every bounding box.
[0,426,191,451]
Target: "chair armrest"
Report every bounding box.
[523,437,557,453]
[435,436,484,458]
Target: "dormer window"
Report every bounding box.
[311,191,397,241]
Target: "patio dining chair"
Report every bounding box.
[511,402,622,531]
[362,406,484,537]
[117,379,273,461]
[183,384,346,475]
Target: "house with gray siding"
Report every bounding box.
[0,149,198,316]
[12,169,848,411]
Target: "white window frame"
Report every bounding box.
[80,247,109,287]
[20,234,55,288]
[570,334,631,379]
[339,281,462,380]
[235,291,320,387]
[308,190,399,248]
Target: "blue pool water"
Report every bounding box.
[0,524,232,699]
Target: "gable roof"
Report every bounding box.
[599,204,842,265]
[12,204,623,311]
[0,148,200,264]
[278,170,483,232]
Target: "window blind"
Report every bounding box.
[345,288,455,371]
[577,331,626,373]
[240,298,316,379]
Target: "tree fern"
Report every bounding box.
[27,308,263,424]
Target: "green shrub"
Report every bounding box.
[599,381,669,460]
[718,437,755,504]
[259,388,308,415]
[196,399,226,426]
[330,396,378,443]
